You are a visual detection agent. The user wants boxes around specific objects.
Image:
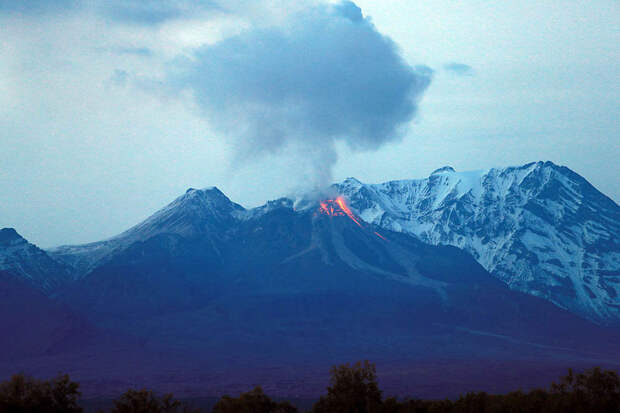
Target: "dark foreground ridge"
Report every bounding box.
[1,362,619,413]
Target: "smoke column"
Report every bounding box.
[166,1,432,189]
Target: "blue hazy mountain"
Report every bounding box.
[1,161,620,397]
[0,228,71,293]
[0,229,103,362]
[47,161,620,324]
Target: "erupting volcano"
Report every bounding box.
[318,196,363,227]
[318,196,388,240]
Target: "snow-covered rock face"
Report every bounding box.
[116,186,245,240]
[334,161,620,324]
[0,228,70,293]
[48,187,245,278]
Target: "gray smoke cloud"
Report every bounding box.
[165,1,432,188]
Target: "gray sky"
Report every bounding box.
[1,0,618,248]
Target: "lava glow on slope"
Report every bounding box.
[319,197,363,227]
[318,196,388,241]
[374,231,387,241]
[318,197,359,225]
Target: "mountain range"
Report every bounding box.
[1,160,619,398]
[335,161,620,324]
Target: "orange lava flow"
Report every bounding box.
[374,231,388,241]
[334,197,363,227]
[318,197,363,228]
[318,196,387,240]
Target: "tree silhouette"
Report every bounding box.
[110,389,199,413]
[212,386,297,413]
[550,367,620,412]
[0,373,82,413]
[312,360,382,413]
[2,364,620,412]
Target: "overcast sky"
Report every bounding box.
[1,0,618,248]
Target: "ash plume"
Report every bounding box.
[166,1,432,188]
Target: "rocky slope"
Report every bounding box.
[0,228,70,293]
[333,161,620,323]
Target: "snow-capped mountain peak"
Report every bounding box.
[334,161,620,324]
[48,186,245,278]
[430,165,456,175]
[0,228,70,293]
[116,185,245,240]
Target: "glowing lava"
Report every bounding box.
[318,196,363,227]
[318,196,388,241]
[374,231,387,241]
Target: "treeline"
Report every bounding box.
[1,361,619,412]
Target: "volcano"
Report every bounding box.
[3,185,620,398]
[318,197,363,227]
[318,197,388,241]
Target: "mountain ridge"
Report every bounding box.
[2,162,620,397]
[47,186,244,278]
[0,227,71,293]
[333,161,620,324]
[5,161,618,323]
